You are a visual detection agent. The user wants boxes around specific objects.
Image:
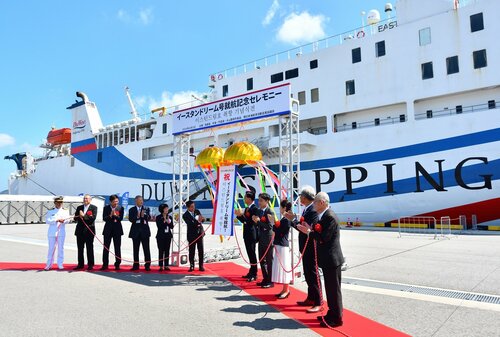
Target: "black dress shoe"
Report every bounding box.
[319,319,343,328]
[145,266,151,271]
[297,299,314,306]
[199,266,205,272]
[114,265,121,271]
[188,266,194,272]
[99,266,108,271]
[87,266,94,271]
[242,273,250,278]
[130,266,139,271]
[159,267,163,271]
[246,276,257,282]
[73,266,84,270]
[164,266,171,271]
[262,283,274,288]
[256,281,264,286]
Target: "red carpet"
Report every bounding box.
[1,261,410,336]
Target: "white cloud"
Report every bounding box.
[262,0,280,26]
[0,133,15,148]
[135,90,206,113]
[19,142,44,157]
[139,8,153,25]
[117,8,153,26]
[277,11,328,45]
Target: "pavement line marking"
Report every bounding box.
[343,283,500,312]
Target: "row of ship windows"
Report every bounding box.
[219,13,486,99]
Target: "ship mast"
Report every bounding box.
[125,86,139,120]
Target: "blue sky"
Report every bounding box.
[0,0,388,192]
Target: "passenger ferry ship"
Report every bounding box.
[5,0,500,226]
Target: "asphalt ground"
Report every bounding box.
[1,222,499,337]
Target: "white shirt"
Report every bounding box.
[83,204,89,214]
[136,206,142,223]
[318,208,328,221]
[45,207,71,237]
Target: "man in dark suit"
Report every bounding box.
[101,194,124,271]
[73,194,98,270]
[285,185,321,313]
[252,193,275,288]
[183,200,205,272]
[128,195,152,271]
[298,191,344,328]
[235,190,259,281]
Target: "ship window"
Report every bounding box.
[103,133,107,147]
[488,100,496,109]
[352,122,357,129]
[98,134,103,149]
[346,80,355,96]
[311,88,319,103]
[119,129,124,144]
[247,78,253,91]
[97,152,103,163]
[421,62,434,80]
[446,56,459,74]
[374,118,380,126]
[298,91,306,105]
[124,128,129,143]
[426,110,433,118]
[375,41,386,57]
[456,105,463,114]
[113,130,118,145]
[71,157,75,167]
[271,72,284,83]
[131,126,136,142]
[473,49,487,69]
[222,85,229,97]
[419,27,431,46]
[310,59,318,69]
[285,68,299,80]
[470,13,484,32]
[162,123,167,134]
[399,114,406,122]
[352,47,361,63]
[108,132,112,146]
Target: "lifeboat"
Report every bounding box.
[47,128,71,146]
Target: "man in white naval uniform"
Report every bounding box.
[44,196,71,270]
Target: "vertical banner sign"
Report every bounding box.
[212,165,237,236]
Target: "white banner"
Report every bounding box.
[212,165,237,236]
[173,83,290,135]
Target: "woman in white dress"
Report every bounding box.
[270,199,292,299]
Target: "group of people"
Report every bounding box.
[44,194,193,272]
[44,185,344,327]
[236,186,344,328]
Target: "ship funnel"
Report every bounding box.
[76,91,89,103]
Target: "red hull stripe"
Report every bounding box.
[71,143,97,154]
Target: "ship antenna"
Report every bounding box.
[125,86,139,120]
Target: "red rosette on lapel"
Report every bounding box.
[261,216,267,223]
[274,220,281,228]
[245,211,250,218]
[114,211,120,216]
[314,223,322,233]
[300,216,305,223]
[86,210,92,216]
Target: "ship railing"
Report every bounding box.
[209,17,396,81]
[336,115,404,132]
[415,100,498,120]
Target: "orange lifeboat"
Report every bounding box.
[47,128,71,146]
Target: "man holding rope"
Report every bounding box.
[44,196,71,270]
[297,192,344,328]
[285,185,321,313]
[183,200,205,272]
[74,194,97,271]
[235,190,259,282]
